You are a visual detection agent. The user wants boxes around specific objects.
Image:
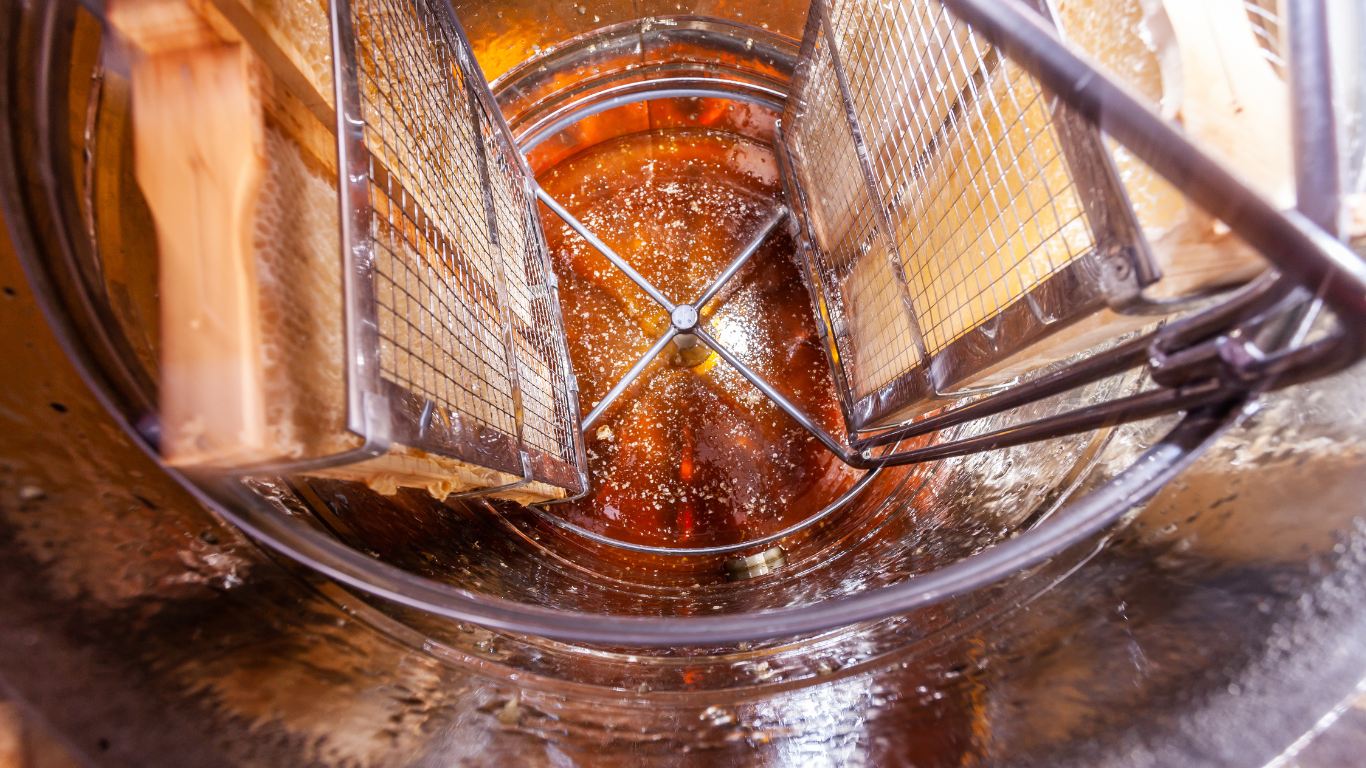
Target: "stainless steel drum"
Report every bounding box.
[2,0,1366,765]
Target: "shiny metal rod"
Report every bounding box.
[693,207,788,309]
[580,327,678,431]
[534,185,676,312]
[518,80,787,153]
[693,327,852,461]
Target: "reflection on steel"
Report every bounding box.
[181,400,1241,645]
[725,546,789,581]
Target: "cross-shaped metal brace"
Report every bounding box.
[535,186,853,461]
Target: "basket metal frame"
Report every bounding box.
[318,0,587,495]
[780,0,1217,432]
[843,0,1366,475]
[777,0,1366,462]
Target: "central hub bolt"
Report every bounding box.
[671,304,699,332]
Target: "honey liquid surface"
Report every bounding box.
[540,128,858,549]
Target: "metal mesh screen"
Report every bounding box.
[789,37,922,399]
[784,0,1111,425]
[479,115,580,468]
[355,0,515,434]
[341,0,582,488]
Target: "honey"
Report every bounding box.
[539,128,859,549]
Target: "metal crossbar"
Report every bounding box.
[530,175,881,556]
[534,171,1322,484]
[536,197,788,432]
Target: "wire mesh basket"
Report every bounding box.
[781,0,1156,428]
[320,0,586,495]
[779,0,1366,464]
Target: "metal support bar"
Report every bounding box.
[1288,0,1342,237]
[580,328,678,431]
[858,334,1149,449]
[190,400,1242,644]
[1278,0,1342,359]
[694,207,788,309]
[697,320,1251,473]
[534,185,676,312]
[693,327,853,461]
[856,272,1295,450]
[857,381,1240,468]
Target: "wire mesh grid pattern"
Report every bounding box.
[785,36,923,400]
[825,0,1094,357]
[479,115,579,465]
[342,0,581,484]
[354,0,515,435]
